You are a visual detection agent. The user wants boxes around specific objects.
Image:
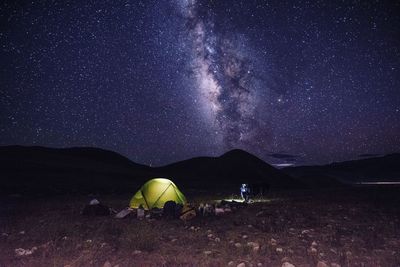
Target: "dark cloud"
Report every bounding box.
[358,154,382,158]
[268,153,299,159]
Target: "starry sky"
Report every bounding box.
[1,0,399,167]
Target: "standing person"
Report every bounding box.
[240,184,250,202]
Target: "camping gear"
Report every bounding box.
[129,178,186,210]
[179,204,196,221]
[175,203,184,218]
[221,200,247,209]
[89,199,100,205]
[115,208,133,219]
[198,203,204,216]
[223,206,232,213]
[163,200,177,219]
[215,207,224,215]
[202,203,214,216]
[137,205,145,220]
[162,201,183,219]
[82,200,111,216]
[150,208,163,219]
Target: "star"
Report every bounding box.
[0,0,398,166]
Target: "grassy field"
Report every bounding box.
[1,188,399,267]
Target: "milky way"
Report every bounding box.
[179,0,262,150]
[1,0,399,166]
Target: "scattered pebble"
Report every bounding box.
[242,235,248,239]
[40,241,51,249]
[309,247,317,254]
[228,261,235,266]
[215,237,221,242]
[133,250,142,255]
[281,262,295,267]
[316,261,328,267]
[224,207,232,212]
[237,263,246,267]
[15,247,37,257]
[19,231,25,235]
[256,211,265,217]
[270,238,277,246]
[235,242,242,248]
[103,261,112,267]
[276,247,283,253]
[331,263,341,267]
[247,242,260,252]
[311,241,318,247]
[204,250,212,255]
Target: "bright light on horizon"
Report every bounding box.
[273,163,295,168]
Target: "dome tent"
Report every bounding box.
[129,178,186,210]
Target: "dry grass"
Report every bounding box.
[0,189,399,266]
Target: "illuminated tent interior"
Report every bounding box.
[129,178,186,210]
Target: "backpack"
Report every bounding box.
[163,200,177,219]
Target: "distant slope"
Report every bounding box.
[284,153,400,185]
[156,149,303,189]
[0,145,153,193]
[6,145,398,194]
[0,146,302,194]
[0,145,150,170]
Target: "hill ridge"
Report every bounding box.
[0,145,301,193]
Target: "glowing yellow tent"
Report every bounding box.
[129,178,186,210]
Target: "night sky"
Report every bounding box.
[1,0,399,167]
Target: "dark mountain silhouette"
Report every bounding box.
[0,145,153,194]
[0,145,150,170]
[4,145,397,194]
[155,149,303,189]
[0,146,301,194]
[284,153,400,185]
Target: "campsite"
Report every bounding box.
[1,0,399,265]
[1,186,399,266]
[1,147,399,266]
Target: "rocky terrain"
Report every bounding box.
[1,188,399,267]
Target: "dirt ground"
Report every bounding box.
[0,188,399,267]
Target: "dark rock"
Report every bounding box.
[82,203,111,216]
